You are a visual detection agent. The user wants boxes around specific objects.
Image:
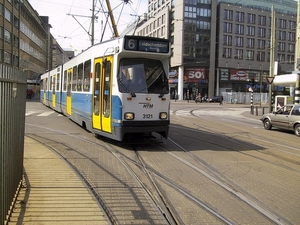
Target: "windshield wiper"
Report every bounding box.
[118,77,136,97]
[158,83,169,98]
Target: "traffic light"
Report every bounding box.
[251,77,255,87]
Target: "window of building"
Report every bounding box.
[4,8,11,22]
[223,22,232,33]
[4,51,11,64]
[245,50,254,60]
[0,50,3,62]
[223,9,233,20]
[0,27,3,39]
[287,54,294,63]
[288,32,295,41]
[258,15,266,26]
[14,16,19,28]
[4,29,11,43]
[257,39,265,49]
[235,36,244,47]
[222,48,232,58]
[288,20,296,30]
[198,8,211,17]
[246,26,255,36]
[288,43,295,52]
[279,19,286,29]
[257,51,265,61]
[234,49,243,59]
[246,38,255,48]
[235,24,244,34]
[236,11,244,22]
[247,13,255,24]
[257,27,266,37]
[278,30,286,40]
[0,3,3,16]
[223,35,232,45]
[185,6,196,18]
[278,42,285,52]
[197,21,210,30]
[277,54,285,62]
[13,55,18,67]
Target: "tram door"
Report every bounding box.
[52,74,56,108]
[66,68,72,115]
[92,56,112,133]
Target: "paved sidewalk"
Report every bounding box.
[9,137,108,225]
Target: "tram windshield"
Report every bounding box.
[118,58,169,96]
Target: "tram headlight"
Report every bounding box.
[159,112,168,120]
[124,112,134,120]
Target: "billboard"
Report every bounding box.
[184,68,206,82]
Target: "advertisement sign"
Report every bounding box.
[184,68,206,82]
[230,69,247,81]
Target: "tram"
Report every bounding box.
[40,35,171,141]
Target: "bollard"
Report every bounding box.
[250,106,254,115]
[255,106,258,116]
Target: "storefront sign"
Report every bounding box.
[185,68,206,82]
[230,69,247,81]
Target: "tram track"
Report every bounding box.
[23,103,300,224]
[164,137,290,225]
[172,107,300,167]
[25,124,175,224]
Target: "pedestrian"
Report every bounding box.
[219,95,224,105]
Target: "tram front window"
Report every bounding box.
[118,58,169,95]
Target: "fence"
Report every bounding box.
[222,92,269,105]
[0,64,27,224]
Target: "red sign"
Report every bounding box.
[230,69,247,81]
[184,68,206,82]
[266,77,274,84]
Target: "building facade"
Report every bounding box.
[0,0,71,85]
[136,0,297,100]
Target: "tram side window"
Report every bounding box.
[83,60,91,92]
[73,66,78,91]
[44,78,48,91]
[93,62,101,115]
[56,73,60,91]
[52,75,56,94]
[63,70,67,91]
[103,59,111,117]
[78,63,83,91]
[49,75,53,91]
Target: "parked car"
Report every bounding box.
[260,104,300,136]
[209,96,220,102]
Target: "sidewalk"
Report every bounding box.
[9,137,108,225]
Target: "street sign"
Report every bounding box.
[266,77,274,84]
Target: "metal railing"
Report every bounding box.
[0,64,27,224]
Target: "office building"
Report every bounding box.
[0,0,70,83]
[135,0,297,100]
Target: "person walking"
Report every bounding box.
[219,95,224,105]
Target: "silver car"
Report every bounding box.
[260,104,300,136]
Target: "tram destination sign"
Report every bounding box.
[124,37,169,53]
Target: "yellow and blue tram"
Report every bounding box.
[40,35,171,141]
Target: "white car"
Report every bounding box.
[260,104,300,136]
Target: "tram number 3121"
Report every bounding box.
[143,114,153,119]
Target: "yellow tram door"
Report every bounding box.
[52,74,56,108]
[66,69,72,115]
[92,56,112,133]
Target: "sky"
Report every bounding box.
[28,0,148,53]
